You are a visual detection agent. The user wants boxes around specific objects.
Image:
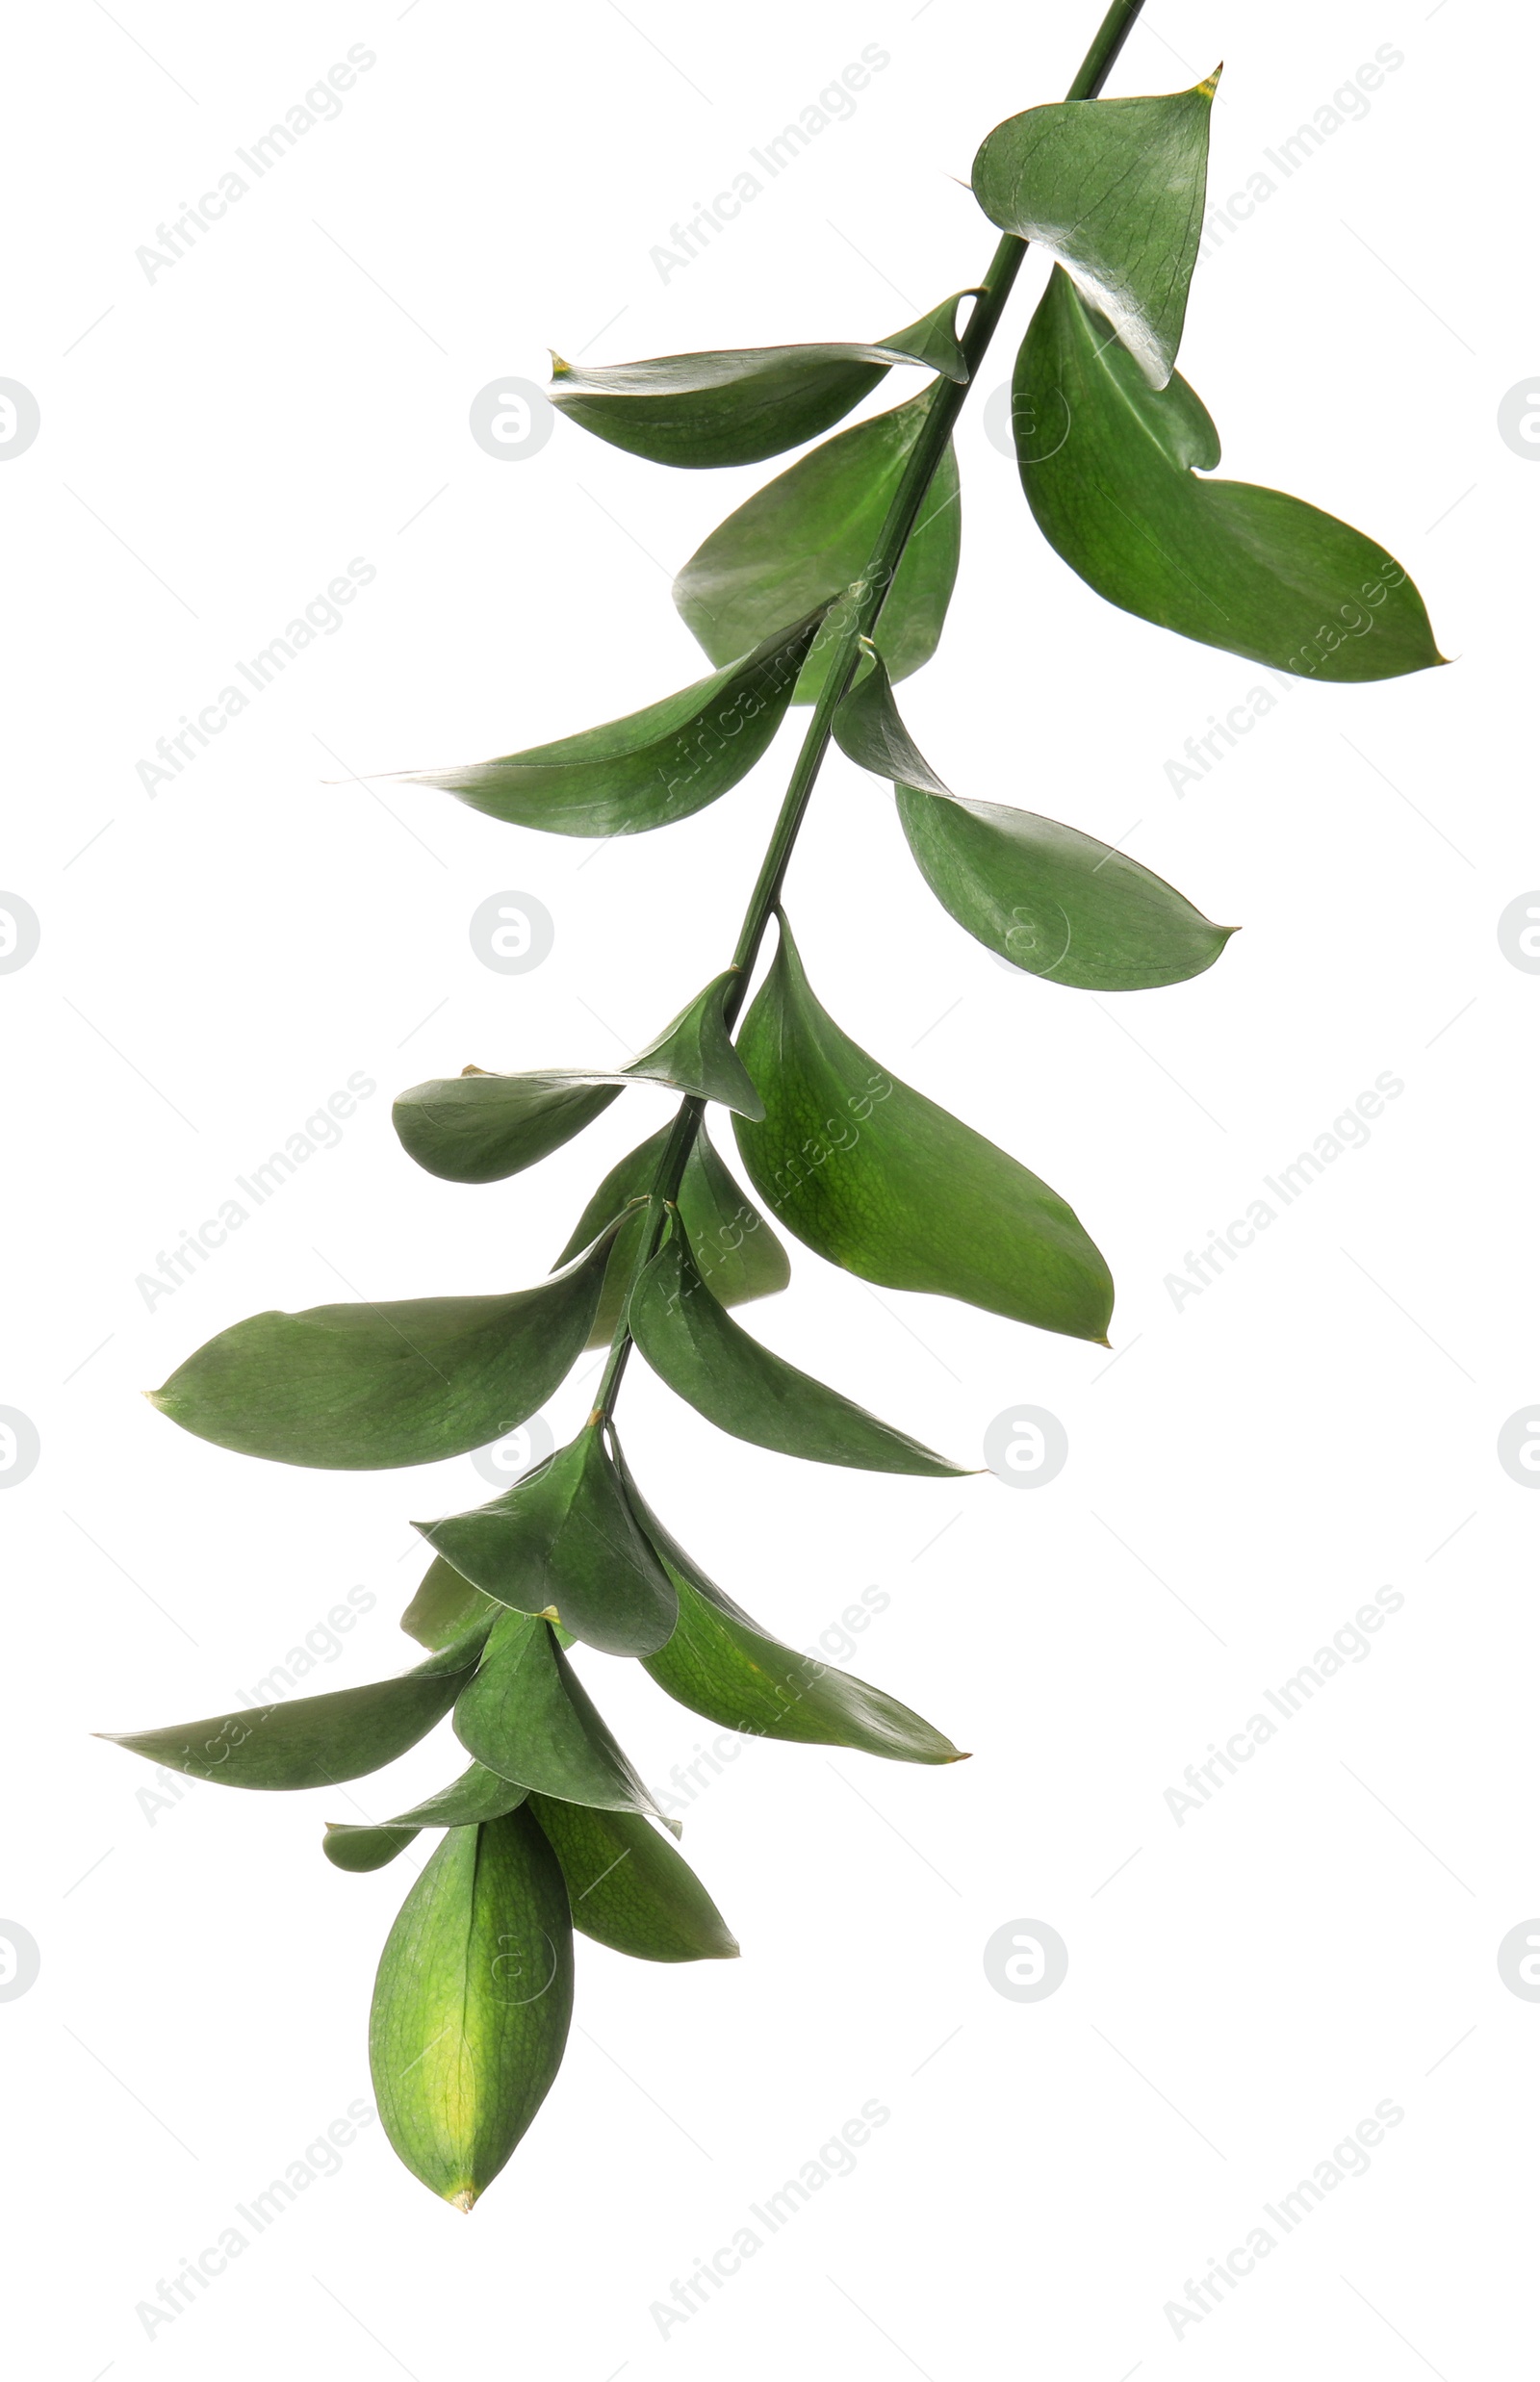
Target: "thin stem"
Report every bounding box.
[591,0,1146,1423]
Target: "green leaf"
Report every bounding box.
[675,388,962,704]
[402,1556,500,1652]
[99,1627,490,1791]
[618,1456,962,1763]
[387,608,827,836]
[833,638,954,797]
[323,1762,528,1872]
[369,1810,574,2209]
[1016,269,1445,682]
[416,1424,677,1657]
[732,913,1114,1342]
[453,1608,678,1831]
[149,1230,616,1471]
[548,292,970,468]
[393,969,762,1186]
[629,1215,967,1475]
[973,74,1219,387]
[528,1797,738,1962]
[557,1120,790,1351]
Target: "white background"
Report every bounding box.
[3,0,1534,2373]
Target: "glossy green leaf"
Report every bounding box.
[675,387,962,704]
[898,783,1234,988]
[618,1457,962,1763]
[556,1120,790,1351]
[630,1217,967,1475]
[369,1810,574,2208]
[388,608,827,836]
[99,1627,490,1791]
[548,292,970,468]
[529,1797,737,1961]
[323,1762,528,1872]
[833,637,953,797]
[973,75,1218,386]
[453,1608,677,1831]
[393,969,762,1186]
[149,1230,615,1471]
[417,1424,677,1657]
[401,1556,500,1652]
[1016,269,1445,681]
[733,913,1114,1342]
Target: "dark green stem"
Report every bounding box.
[592,0,1146,1422]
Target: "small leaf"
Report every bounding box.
[369,1810,574,2208]
[618,1456,962,1763]
[675,388,962,704]
[416,1424,677,1658]
[833,638,954,797]
[453,1608,677,1831]
[557,1121,790,1352]
[149,1230,616,1471]
[393,970,761,1186]
[99,1627,490,1791]
[386,607,827,836]
[973,75,1219,387]
[528,1797,738,1961]
[733,913,1114,1342]
[1016,269,1445,681]
[630,1217,967,1475]
[324,1762,528,1872]
[402,1556,500,1652]
[548,292,970,469]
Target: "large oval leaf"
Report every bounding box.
[394,969,762,1186]
[618,1456,962,1763]
[453,1608,676,1830]
[973,75,1218,387]
[388,606,827,835]
[675,388,962,704]
[556,1120,790,1351]
[548,293,969,468]
[1016,269,1445,681]
[528,1797,737,1962]
[732,913,1113,1342]
[416,1424,677,1657]
[630,1218,966,1475]
[99,1627,489,1791]
[148,1230,615,1471]
[323,1761,528,1872]
[370,1810,574,2209]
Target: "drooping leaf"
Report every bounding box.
[732,913,1113,1341]
[323,1762,528,1872]
[369,1810,574,2209]
[393,968,762,1186]
[1016,269,1445,681]
[973,75,1219,386]
[630,1217,967,1475]
[617,1455,962,1763]
[833,637,954,797]
[387,607,828,835]
[148,1230,616,1471]
[556,1120,790,1351]
[99,1627,490,1792]
[528,1796,738,1961]
[416,1425,677,1657]
[675,387,962,704]
[548,292,970,468]
[402,1556,500,1652]
[453,1608,677,1831]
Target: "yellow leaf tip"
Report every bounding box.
[1198,63,1223,97]
[448,2186,478,2214]
[548,349,572,377]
